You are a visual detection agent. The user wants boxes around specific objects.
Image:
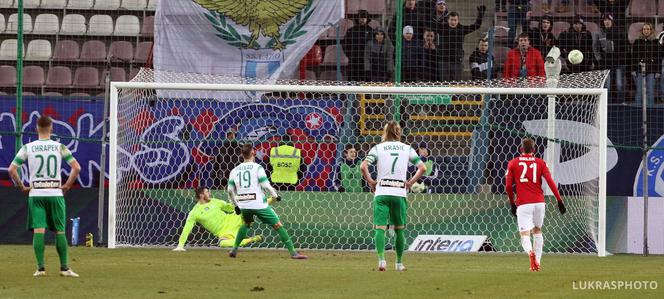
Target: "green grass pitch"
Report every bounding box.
[1,245,663,298]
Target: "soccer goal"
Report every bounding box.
[108,68,608,256]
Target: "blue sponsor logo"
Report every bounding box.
[634,135,664,197]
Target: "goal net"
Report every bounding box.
[109,68,608,256]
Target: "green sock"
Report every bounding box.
[395,229,405,263]
[221,238,253,247]
[55,233,69,270]
[233,225,249,250]
[276,227,296,255]
[374,229,386,261]
[33,233,45,269]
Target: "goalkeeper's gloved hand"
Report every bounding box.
[510,203,517,217]
[274,195,282,202]
[173,246,186,252]
[234,206,241,215]
[557,201,567,215]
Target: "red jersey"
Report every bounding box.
[505,154,562,206]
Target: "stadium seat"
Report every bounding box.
[53,40,80,61]
[323,19,352,39]
[552,21,569,38]
[346,0,360,14]
[94,0,120,10]
[141,15,154,36]
[108,41,134,62]
[88,15,114,36]
[70,92,91,97]
[40,0,67,9]
[12,0,39,8]
[23,65,45,87]
[492,46,510,68]
[121,0,147,10]
[46,66,72,87]
[74,67,100,87]
[43,91,63,96]
[80,40,107,62]
[110,67,127,82]
[321,45,349,66]
[362,0,386,14]
[32,14,60,35]
[6,13,33,34]
[60,14,86,35]
[66,0,93,9]
[628,22,645,44]
[114,15,140,36]
[319,71,345,81]
[494,21,509,39]
[134,41,152,63]
[305,70,316,81]
[584,21,599,34]
[22,92,37,96]
[81,42,107,64]
[25,39,52,61]
[0,14,5,33]
[0,39,23,60]
[630,0,656,17]
[0,0,13,8]
[147,0,157,10]
[129,67,140,80]
[0,65,16,86]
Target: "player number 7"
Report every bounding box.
[390,153,399,174]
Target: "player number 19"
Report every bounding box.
[518,162,537,183]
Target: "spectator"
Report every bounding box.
[402,25,423,82]
[527,15,556,59]
[503,32,545,79]
[429,0,450,32]
[631,22,659,106]
[343,10,374,82]
[335,145,365,192]
[469,38,495,80]
[597,0,629,28]
[421,28,441,82]
[496,0,507,13]
[201,129,240,189]
[507,0,532,47]
[388,0,423,43]
[592,13,627,102]
[558,15,594,73]
[364,28,394,82]
[412,142,441,192]
[556,1,599,14]
[268,135,305,191]
[438,6,486,81]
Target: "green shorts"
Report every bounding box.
[27,196,66,232]
[373,195,408,227]
[241,207,280,226]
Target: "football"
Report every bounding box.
[567,49,583,65]
[411,182,427,193]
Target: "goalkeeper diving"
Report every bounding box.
[173,187,265,251]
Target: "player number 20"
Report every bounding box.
[518,162,537,183]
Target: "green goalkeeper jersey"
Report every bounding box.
[177,198,243,247]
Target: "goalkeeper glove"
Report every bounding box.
[557,201,567,214]
[510,203,517,217]
[234,206,241,215]
[274,195,282,202]
[173,246,186,252]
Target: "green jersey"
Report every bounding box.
[177,198,243,247]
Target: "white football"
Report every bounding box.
[567,49,583,65]
[411,182,427,193]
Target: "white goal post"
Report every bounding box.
[108,75,608,257]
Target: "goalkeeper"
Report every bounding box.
[173,187,263,251]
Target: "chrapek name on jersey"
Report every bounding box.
[365,141,423,197]
[11,139,76,197]
[228,162,270,210]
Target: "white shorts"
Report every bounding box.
[516,203,546,232]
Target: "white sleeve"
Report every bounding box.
[364,146,378,164]
[408,147,423,166]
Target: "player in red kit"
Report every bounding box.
[505,138,566,271]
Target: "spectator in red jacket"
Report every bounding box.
[503,32,545,79]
